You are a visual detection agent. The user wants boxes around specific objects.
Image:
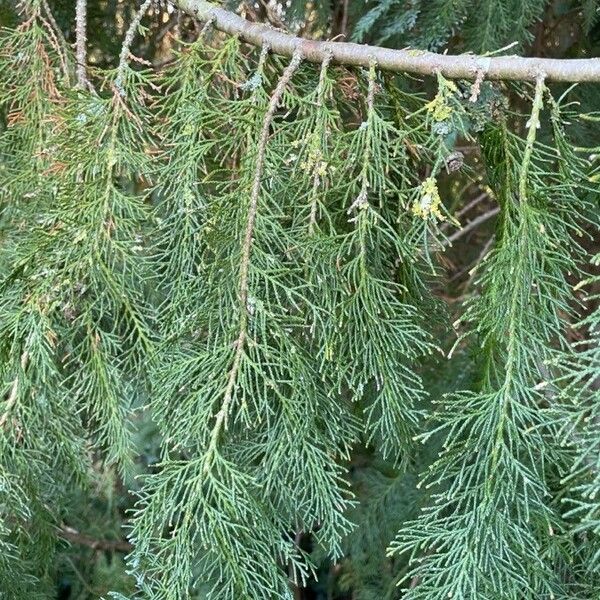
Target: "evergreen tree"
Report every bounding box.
[0,1,598,598]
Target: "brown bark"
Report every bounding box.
[173,0,600,82]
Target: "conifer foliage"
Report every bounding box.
[0,1,598,599]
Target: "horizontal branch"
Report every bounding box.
[173,0,600,83]
[443,207,500,248]
[59,526,133,553]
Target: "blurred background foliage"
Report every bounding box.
[0,1,598,598]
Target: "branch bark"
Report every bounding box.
[443,207,500,248]
[75,0,89,88]
[205,50,303,462]
[173,0,600,82]
[115,0,154,94]
[59,526,133,553]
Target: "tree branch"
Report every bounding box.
[308,53,333,234]
[172,0,600,82]
[41,0,69,53]
[205,49,303,461]
[115,0,154,94]
[75,0,89,88]
[339,0,349,39]
[59,526,133,553]
[0,351,28,429]
[442,207,500,248]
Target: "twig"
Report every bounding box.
[205,49,303,462]
[38,12,71,85]
[308,52,333,234]
[440,191,488,233]
[340,0,349,38]
[75,0,90,88]
[115,0,154,95]
[240,47,303,356]
[173,0,600,82]
[454,192,488,220]
[59,526,133,553]
[348,60,377,216]
[519,74,546,202]
[0,352,29,429]
[40,0,70,65]
[442,207,500,248]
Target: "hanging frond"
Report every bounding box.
[0,2,598,599]
[390,77,595,599]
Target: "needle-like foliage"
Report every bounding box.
[0,2,598,599]
[558,249,600,590]
[390,79,596,599]
[0,3,153,597]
